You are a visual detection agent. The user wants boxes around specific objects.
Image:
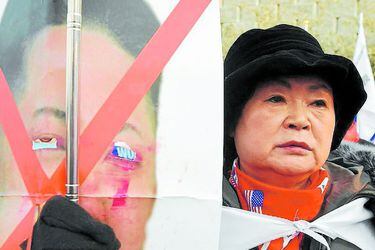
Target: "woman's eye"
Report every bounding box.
[311,100,327,107]
[111,141,138,161]
[32,137,57,150]
[31,134,65,151]
[266,95,285,103]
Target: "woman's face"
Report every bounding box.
[234,77,335,188]
[4,26,156,249]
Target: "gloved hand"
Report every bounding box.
[31,195,121,250]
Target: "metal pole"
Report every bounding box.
[65,0,82,203]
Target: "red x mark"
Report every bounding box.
[0,0,211,248]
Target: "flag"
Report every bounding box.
[244,190,264,214]
[353,13,375,143]
[343,118,360,142]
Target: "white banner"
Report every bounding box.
[220,198,375,250]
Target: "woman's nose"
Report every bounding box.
[283,103,310,131]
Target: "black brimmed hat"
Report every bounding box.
[224,24,367,171]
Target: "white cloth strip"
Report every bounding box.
[219,198,375,250]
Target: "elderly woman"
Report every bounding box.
[222,24,375,249]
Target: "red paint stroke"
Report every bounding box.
[0,208,35,250]
[1,0,211,248]
[0,71,53,195]
[48,0,212,195]
[111,180,129,207]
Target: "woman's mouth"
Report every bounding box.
[277,141,312,155]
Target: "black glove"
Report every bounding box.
[31,195,121,250]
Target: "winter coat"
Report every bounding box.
[222,141,375,250]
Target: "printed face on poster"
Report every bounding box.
[0,1,222,249]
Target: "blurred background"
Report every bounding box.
[220,0,375,72]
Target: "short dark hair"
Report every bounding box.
[0,0,160,107]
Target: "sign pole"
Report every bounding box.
[65,0,82,203]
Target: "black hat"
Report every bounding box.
[224,24,367,171]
